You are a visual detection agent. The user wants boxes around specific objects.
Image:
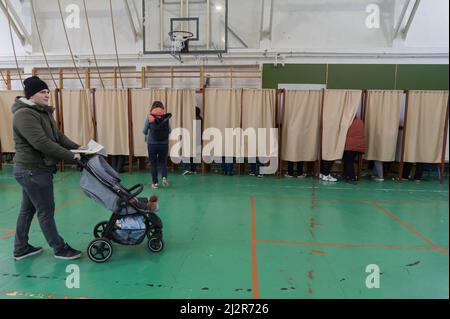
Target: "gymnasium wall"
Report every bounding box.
[263,64,449,90]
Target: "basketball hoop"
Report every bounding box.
[169,31,194,55]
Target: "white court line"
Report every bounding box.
[243,184,448,194]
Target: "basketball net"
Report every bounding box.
[171,34,187,55]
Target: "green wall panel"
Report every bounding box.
[396,65,449,90]
[262,64,327,89]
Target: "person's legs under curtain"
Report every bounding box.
[343,151,357,181]
[402,162,413,180]
[414,163,424,181]
[372,161,384,180]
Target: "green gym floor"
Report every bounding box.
[0,164,448,299]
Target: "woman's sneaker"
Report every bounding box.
[14,245,43,261]
[54,243,82,260]
[322,174,337,182]
[162,178,169,187]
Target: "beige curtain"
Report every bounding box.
[181,90,196,158]
[242,89,277,158]
[322,90,362,161]
[204,89,242,157]
[130,89,167,157]
[404,90,449,163]
[0,91,22,152]
[61,89,94,146]
[166,89,183,158]
[282,90,322,162]
[95,89,129,155]
[365,90,403,162]
[166,89,197,158]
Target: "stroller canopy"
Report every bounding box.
[80,155,128,213]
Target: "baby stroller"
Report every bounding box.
[79,155,164,263]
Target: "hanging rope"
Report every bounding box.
[5,0,23,88]
[0,69,7,87]
[57,0,84,89]
[108,0,124,88]
[30,0,58,88]
[82,0,105,89]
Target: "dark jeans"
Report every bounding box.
[13,165,65,255]
[287,161,304,176]
[182,159,198,173]
[403,163,424,180]
[321,160,335,176]
[249,158,262,175]
[148,143,169,184]
[221,157,234,175]
[111,155,126,173]
[343,151,360,180]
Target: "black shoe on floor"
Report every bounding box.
[344,177,358,185]
[54,243,82,260]
[14,245,43,261]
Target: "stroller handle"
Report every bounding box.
[76,155,89,168]
[127,184,144,197]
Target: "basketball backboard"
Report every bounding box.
[143,0,228,55]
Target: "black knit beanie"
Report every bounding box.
[24,76,49,99]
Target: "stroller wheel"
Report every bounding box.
[93,221,109,238]
[87,238,113,263]
[148,237,164,253]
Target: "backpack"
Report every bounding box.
[150,114,172,141]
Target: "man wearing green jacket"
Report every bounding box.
[12,76,83,260]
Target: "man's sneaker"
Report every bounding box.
[54,243,82,260]
[257,174,264,178]
[249,172,256,177]
[152,183,159,189]
[284,173,294,178]
[162,178,169,187]
[182,170,191,176]
[323,174,338,182]
[297,174,307,179]
[372,176,384,182]
[14,245,43,261]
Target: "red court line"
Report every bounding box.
[55,196,83,213]
[0,228,16,240]
[371,201,448,257]
[256,240,447,253]
[30,196,84,226]
[250,197,260,300]
[0,197,83,234]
